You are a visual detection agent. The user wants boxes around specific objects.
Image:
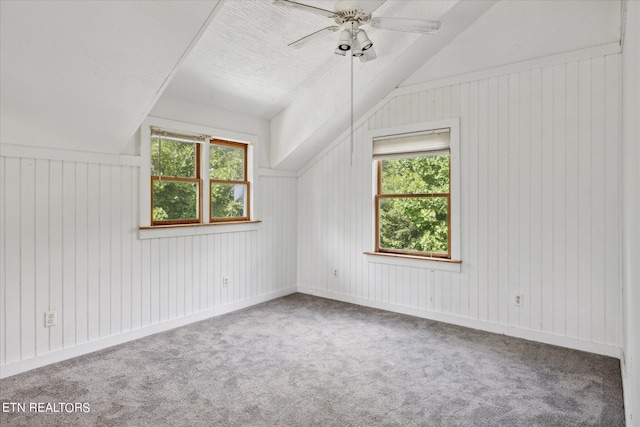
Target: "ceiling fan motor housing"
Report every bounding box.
[332,9,372,26]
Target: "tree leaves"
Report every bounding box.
[379,155,450,255]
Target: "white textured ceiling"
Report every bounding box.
[162,0,437,119]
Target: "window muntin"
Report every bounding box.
[150,135,201,225]
[374,131,451,259]
[209,139,250,222]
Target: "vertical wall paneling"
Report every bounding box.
[87,164,101,341]
[75,162,89,345]
[590,57,606,344]
[507,72,520,327]
[477,78,489,323]
[35,159,50,354]
[4,158,21,363]
[518,70,531,330]
[0,156,5,366]
[565,62,579,339]
[120,166,133,332]
[297,52,623,355]
[49,161,64,351]
[62,161,77,348]
[603,54,621,346]
[577,59,592,342]
[540,65,555,335]
[497,75,510,326]
[110,165,122,336]
[529,68,543,332]
[487,76,499,325]
[1,158,298,372]
[466,80,479,320]
[98,164,111,337]
[20,158,35,360]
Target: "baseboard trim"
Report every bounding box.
[620,350,634,426]
[297,287,622,359]
[0,287,297,379]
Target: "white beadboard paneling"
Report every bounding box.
[75,162,89,345]
[0,158,298,376]
[35,159,50,355]
[297,51,623,356]
[20,159,36,361]
[87,163,101,341]
[0,156,5,366]
[62,161,76,348]
[4,158,21,364]
[49,161,64,352]
[603,54,621,347]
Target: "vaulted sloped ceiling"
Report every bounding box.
[2,1,620,170]
[1,0,497,167]
[0,0,223,154]
[160,0,498,170]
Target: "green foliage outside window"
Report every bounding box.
[379,155,450,255]
[210,143,247,219]
[151,137,198,222]
[151,137,196,178]
[211,184,246,218]
[210,145,244,180]
[152,181,198,221]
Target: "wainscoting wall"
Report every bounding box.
[297,45,623,357]
[0,150,297,376]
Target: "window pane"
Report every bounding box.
[211,183,247,219]
[210,144,244,180]
[152,180,199,221]
[379,196,448,254]
[151,137,197,178]
[381,155,449,194]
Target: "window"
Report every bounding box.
[151,130,201,225]
[210,139,250,222]
[374,128,452,258]
[145,124,253,229]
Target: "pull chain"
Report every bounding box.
[350,21,354,167]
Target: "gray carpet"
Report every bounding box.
[0,293,625,426]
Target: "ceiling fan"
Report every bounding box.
[272,0,441,62]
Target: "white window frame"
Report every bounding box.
[139,116,259,239]
[365,118,461,272]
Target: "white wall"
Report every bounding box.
[297,45,623,358]
[402,0,620,86]
[621,0,640,424]
[0,105,297,377]
[149,95,273,169]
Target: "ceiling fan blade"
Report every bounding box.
[354,0,387,14]
[370,17,441,34]
[359,46,377,63]
[288,26,340,49]
[272,0,336,18]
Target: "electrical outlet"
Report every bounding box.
[45,310,57,327]
[514,294,523,306]
[223,276,229,287]
[333,269,338,277]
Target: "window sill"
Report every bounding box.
[364,251,462,272]
[139,220,261,240]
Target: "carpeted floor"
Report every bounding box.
[0,293,625,426]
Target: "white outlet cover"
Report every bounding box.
[45,310,57,327]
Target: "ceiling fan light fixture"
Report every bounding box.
[356,29,373,51]
[352,39,364,57]
[337,29,352,51]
